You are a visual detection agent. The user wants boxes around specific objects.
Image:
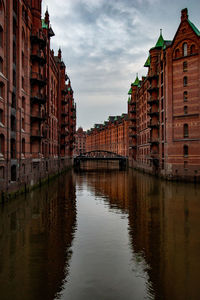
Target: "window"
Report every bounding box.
[22,118,25,130]
[0,134,4,156]
[22,138,25,155]
[184,124,188,138]
[22,76,24,89]
[190,44,195,55]
[175,49,180,58]
[11,138,16,158]
[0,1,4,15]
[22,96,25,110]
[11,165,17,181]
[0,81,4,98]
[0,57,3,73]
[22,51,24,69]
[183,91,188,102]
[0,26,3,48]
[184,161,188,169]
[12,93,16,108]
[183,43,187,56]
[183,61,187,72]
[184,106,188,115]
[184,145,188,157]
[11,115,16,131]
[183,76,187,87]
[0,108,3,125]
[0,166,4,179]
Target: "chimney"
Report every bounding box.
[181,8,188,22]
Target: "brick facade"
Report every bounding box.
[0,0,76,196]
[86,114,129,157]
[128,8,200,181]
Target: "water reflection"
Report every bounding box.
[0,172,77,300]
[1,169,200,300]
[82,169,200,300]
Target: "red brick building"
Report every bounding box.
[0,0,76,197]
[128,8,200,181]
[86,114,129,157]
[74,127,86,156]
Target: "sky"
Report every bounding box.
[42,0,200,131]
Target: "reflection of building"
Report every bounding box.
[86,114,129,157]
[0,1,76,197]
[128,8,200,181]
[75,127,86,156]
[82,169,200,300]
[0,172,76,300]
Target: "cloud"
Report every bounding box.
[42,0,200,130]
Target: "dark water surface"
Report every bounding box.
[0,170,200,300]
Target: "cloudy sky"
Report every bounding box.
[42,0,200,130]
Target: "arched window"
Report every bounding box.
[0,133,5,156]
[183,76,187,87]
[183,61,187,72]
[184,106,188,115]
[183,43,187,56]
[0,26,3,48]
[183,91,188,102]
[175,49,180,58]
[190,44,195,55]
[184,124,188,138]
[0,56,3,73]
[184,145,188,157]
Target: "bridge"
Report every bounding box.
[74,150,128,170]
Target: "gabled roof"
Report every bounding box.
[188,19,200,36]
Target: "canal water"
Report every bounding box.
[0,169,200,300]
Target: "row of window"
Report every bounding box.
[0,135,25,157]
[175,42,196,58]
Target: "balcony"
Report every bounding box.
[147,71,159,81]
[130,133,137,138]
[129,109,136,114]
[30,31,46,48]
[61,129,69,137]
[147,109,159,117]
[30,72,46,87]
[147,98,159,105]
[129,117,136,122]
[31,93,46,105]
[31,50,46,65]
[61,110,68,116]
[148,137,159,145]
[147,84,159,93]
[31,111,46,122]
[31,129,43,139]
[148,120,159,128]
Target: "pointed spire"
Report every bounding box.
[155,29,164,48]
[132,74,140,86]
[58,48,62,59]
[45,8,49,25]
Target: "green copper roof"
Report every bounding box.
[128,97,131,104]
[144,55,150,67]
[155,31,164,48]
[128,88,132,95]
[42,19,48,29]
[68,87,71,91]
[132,75,140,86]
[188,19,200,36]
[114,116,118,121]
